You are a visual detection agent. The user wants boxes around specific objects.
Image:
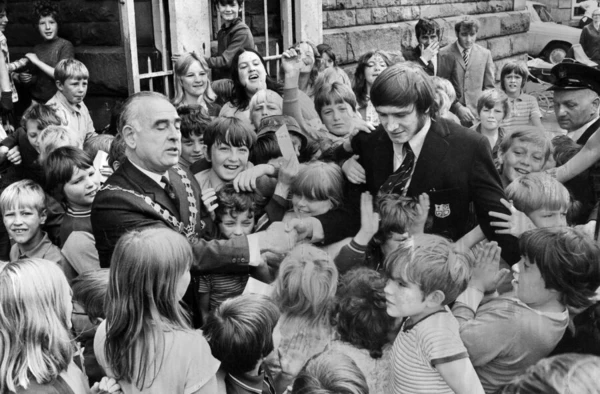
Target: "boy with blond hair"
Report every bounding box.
[0,179,61,263]
[47,58,96,143]
[384,234,484,394]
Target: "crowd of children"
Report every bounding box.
[1,0,600,393]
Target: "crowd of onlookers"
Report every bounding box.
[1,0,600,393]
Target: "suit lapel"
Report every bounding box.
[122,160,181,219]
[372,129,395,194]
[408,119,450,195]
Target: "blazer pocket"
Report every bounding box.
[426,187,465,240]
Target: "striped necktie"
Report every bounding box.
[379,143,415,197]
[463,48,470,67]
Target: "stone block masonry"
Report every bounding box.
[323,2,530,82]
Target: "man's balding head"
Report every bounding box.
[553,88,600,132]
[118,91,172,135]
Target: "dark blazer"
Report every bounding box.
[403,45,436,76]
[438,42,495,116]
[575,118,600,225]
[92,159,249,269]
[319,118,519,264]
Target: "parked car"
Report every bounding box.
[527,1,581,63]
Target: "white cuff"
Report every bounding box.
[310,217,324,243]
[246,233,261,266]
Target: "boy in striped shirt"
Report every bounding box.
[384,234,484,394]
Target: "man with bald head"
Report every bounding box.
[92,91,297,269]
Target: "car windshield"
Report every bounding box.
[534,5,555,22]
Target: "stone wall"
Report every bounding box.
[323,0,530,80]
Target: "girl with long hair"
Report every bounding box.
[172,52,220,117]
[0,258,120,393]
[94,228,220,393]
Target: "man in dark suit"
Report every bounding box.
[438,17,495,127]
[403,18,441,77]
[308,63,519,264]
[91,91,297,269]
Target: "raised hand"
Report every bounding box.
[420,41,440,63]
[281,48,303,75]
[489,198,536,238]
[6,146,21,165]
[200,188,218,219]
[470,241,510,293]
[90,377,122,394]
[411,193,430,235]
[354,192,380,245]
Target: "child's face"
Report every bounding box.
[479,103,505,132]
[181,134,204,164]
[292,194,332,218]
[180,61,209,98]
[57,77,88,106]
[26,120,42,153]
[251,101,281,129]
[217,1,239,23]
[384,274,429,321]
[237,51,267,96]
[0,11,8,33]
[63,166,101,210]
[3,206,47,247]
[296,43,315,74]
[515,256,557,308]
[208,142,249,182]
[503,71,523,96]
[501,140,546,183]
[320,102,355,137]
[528,208,567,228]
[218,210,255,239]
[381,232,408,258]
[321,52,334,70]
[38,15,58,41]
[364,54,388,86]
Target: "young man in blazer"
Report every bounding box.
[403,18,441,77]
[438,17,495,127]
[308,63,519,265]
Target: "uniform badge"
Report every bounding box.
[435,204,450,218]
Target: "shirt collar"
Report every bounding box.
[53,91,82,113]
[16,232,52,259]
[227,370,265,394]
[456,41,470,54]
[129,160,169,187]
[568,115,600,142]
[392,116,431,160]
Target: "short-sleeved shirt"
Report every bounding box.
[198,273,249,311]
[94,320,220,394]
[500,93,541,134]
[47,91,96,144]
[9,231,62,263]
[391,309,470,394]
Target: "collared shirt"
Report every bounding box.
[420,54,438,75]
[568,115,599,142]
[226,367,276,394]
[456,42,471,62]
[129,160,170,188]
[10,231,62,263]
[392,116,431,170]
[47,91,96,144]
